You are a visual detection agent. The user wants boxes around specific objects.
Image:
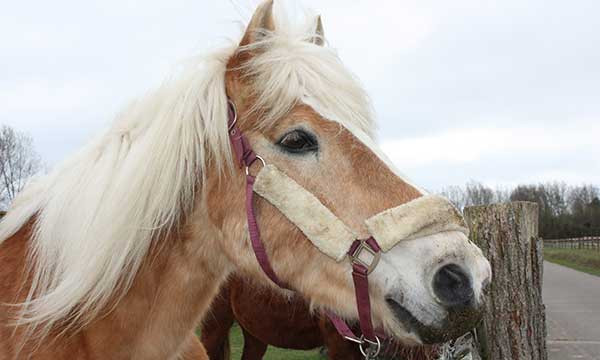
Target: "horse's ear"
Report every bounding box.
[239,0,275,47]
[311,15,325,46]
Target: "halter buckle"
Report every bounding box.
[348,239,381,275]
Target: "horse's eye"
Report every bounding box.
[277,130,318,154]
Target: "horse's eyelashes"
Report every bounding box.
[277,130,318,154]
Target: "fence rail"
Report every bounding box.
[544,236,600,251]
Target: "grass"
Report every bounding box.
[544,247,600,277]
[200,323,325,360]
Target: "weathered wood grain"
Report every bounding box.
[464,202,547,360]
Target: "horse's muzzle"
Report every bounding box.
[385,259,490,344]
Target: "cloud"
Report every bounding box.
[380,121,600,190]
[381,121,600,168]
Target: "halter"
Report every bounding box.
[226,99,468,359]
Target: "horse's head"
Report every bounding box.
[211,0,491,346]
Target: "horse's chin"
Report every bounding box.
[385,298,481,345]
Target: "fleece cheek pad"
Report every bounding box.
[253,164,469,260]
[253,164,357,261]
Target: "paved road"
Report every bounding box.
[544,261,600,359]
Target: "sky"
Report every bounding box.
[0,0,598,191]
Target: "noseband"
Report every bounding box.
[226,99,468,359]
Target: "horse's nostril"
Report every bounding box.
[433,264,474,308]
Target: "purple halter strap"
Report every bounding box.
[226,99,383,353]
[227,100,287,289]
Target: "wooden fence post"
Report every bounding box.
[464,202,547,360]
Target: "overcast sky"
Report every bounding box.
[1,0,598,191]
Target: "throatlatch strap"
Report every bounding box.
[246,174,288,288]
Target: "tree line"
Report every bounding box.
[440,181,600,239]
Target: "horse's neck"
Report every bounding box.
[0,213,233,359]
[84,213,233,359]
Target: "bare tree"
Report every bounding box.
[439,185,467,210]
[440,181,501,211]
[464,181,495,207]
[0,125,41,209]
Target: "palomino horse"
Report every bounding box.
[201,275,438,360]
[0,1,491,359]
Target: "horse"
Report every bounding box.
[201,275,439,360]
[0,1,491,359]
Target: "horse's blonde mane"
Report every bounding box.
[0,3,374,336]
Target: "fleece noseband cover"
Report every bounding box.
[365,194,468,252]
[253,164,468,260]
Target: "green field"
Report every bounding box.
[544,247,600,277]
[202,323,324,360]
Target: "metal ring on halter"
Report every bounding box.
[358,335,381,359]
[245,155,266,176]
[227,99,238,132]
[348,239,381,275]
